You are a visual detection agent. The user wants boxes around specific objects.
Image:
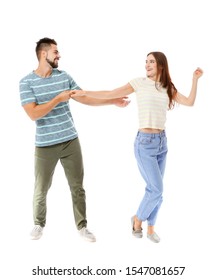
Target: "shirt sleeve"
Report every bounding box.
[19,76,36,106]
[129,77,142,92]
[67,73,82,90]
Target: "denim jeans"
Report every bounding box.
[134,130,168,226]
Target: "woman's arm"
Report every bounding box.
[174,67,203,106]
[72,95,130,107]
[71,83,134,100]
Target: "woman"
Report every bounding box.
[71,52,203,243]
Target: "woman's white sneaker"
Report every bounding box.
[147,232,160,243]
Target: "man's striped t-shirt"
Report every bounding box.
[19,69,81,147]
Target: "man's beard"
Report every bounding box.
[46,58,58,68]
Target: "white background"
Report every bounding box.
[0,0,215,279]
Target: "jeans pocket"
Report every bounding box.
[140,135,152,145]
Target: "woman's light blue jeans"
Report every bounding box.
[134,130,168,226]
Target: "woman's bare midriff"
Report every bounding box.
[139,128,164,133]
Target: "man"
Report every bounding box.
[19,37,129,242]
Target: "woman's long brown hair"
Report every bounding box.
[147,51,177,109]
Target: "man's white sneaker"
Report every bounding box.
[30,225,43,240]
[78,227,96,242]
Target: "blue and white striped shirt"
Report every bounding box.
[19,69,81,147]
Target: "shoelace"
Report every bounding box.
[85,229,92,235]
[33,225,42,232]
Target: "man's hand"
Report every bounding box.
[58,90,74,102]
[70,90,86,98]
[112,97,131,107]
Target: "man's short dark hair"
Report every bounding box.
[35,37,57,59]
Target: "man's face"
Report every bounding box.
[45,44,61,68]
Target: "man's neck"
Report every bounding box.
[34,65,53,78]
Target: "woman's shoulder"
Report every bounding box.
[130,77,151,87]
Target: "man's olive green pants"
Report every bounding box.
[33,138,87,229]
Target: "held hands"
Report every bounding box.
[58,90,75,102]
[70,90,86,97]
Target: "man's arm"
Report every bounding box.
[23,90,72,121]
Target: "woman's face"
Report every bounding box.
[145,54,158,81]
